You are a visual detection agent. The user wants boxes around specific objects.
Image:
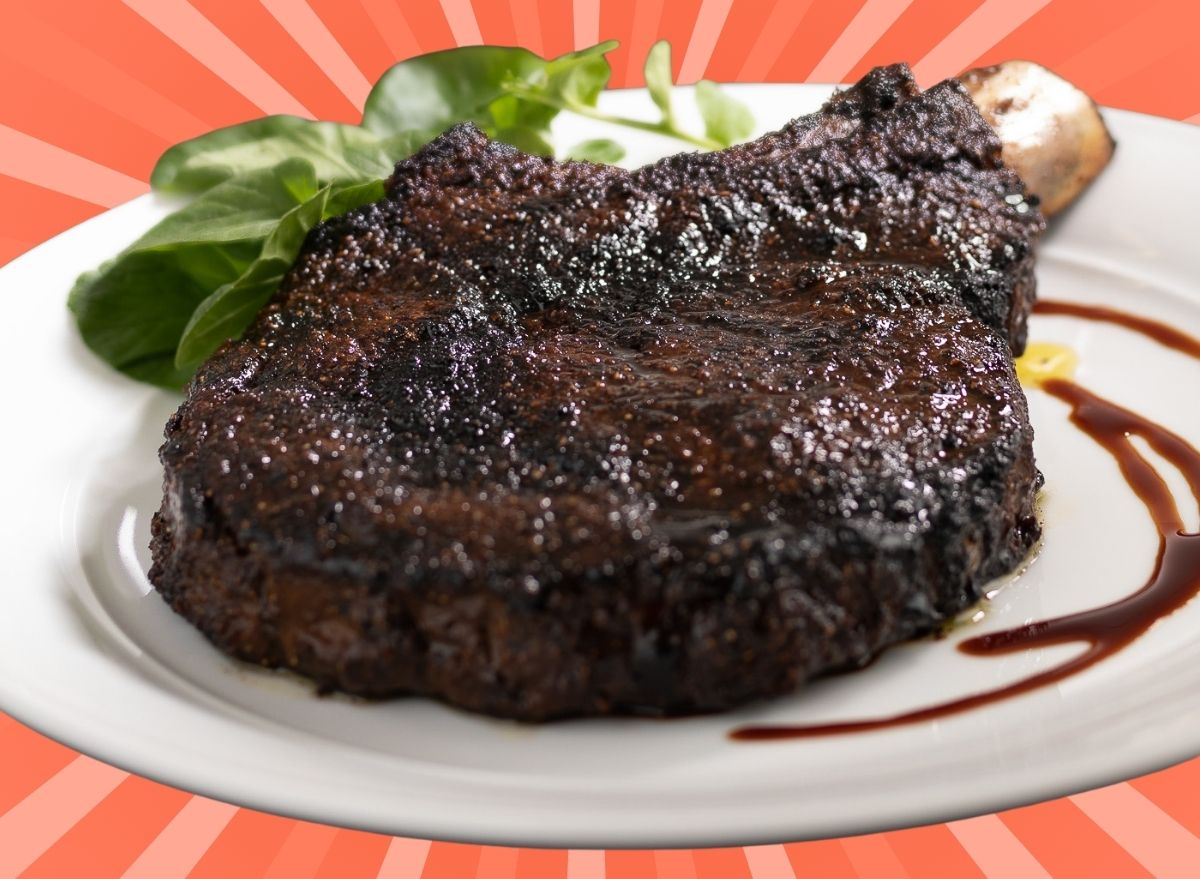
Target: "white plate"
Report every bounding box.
[2,85,1199,848]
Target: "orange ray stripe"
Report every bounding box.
[1087,46,1200,120]
[310,827,392,878]
[700,0,806,82]
[783,840,859,878]
[517,847,569,879]
[642,0,706,87]
[884,824,986,879]
[948,814,1052,879]
[475,845,520,878]
[304,0,400,91]
[693,846,753,879]
[120,0,312,116]
[509,0,545,55]
[809,0,915,83]
[1131,756,1200,838]
[970,0,1138,73]
[398,3,458,54]
[440,0,485,46]
[193,0,362,123]
[471,0,519,47]
[538,0,576,59]
[262,822,340,879]
[743,844,796,879]
[0,123,148,207]
[734,0,818,81]
[186,809,297,879]
[1053,0,1200,94]
[844,0,980,82]
[566,849,606,879]
[0,756,127,878]
[0,175,105,247]
[3,6,206,144]
[678,0,735,83]
[1187,112,1200,124]
[0,55,169,181]
[38,0,260,129]
[0,715,77,815]
[998,799,1153,879]
[0,237,31,267]
[604,850,657,878]
[376,837,433,879]
[618,0,667,88]
[259,0,372,107]
[839,836,911,879]
[750,0,870,83]
[421,840,483,878]
[911,0,1051,85]
[1070,783,1200,879]
[356,0,422,61]
[121,797,237,879]
[574,0,600,49]
[19,776,189,879]
[654,850,697,879]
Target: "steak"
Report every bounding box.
[150,64,1044,720]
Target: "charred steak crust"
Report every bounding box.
[150,65,1043,720]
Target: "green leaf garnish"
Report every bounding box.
[643,41,676,126]
[363,46,549,138]
[152,120,409,196]
[70,159,320,387]
[566,138,626,163]
[695,80,755,147]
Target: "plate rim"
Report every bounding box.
[3,87,1200,847]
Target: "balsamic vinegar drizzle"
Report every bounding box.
[1032,300,1200,359]
[731,300,1200,741]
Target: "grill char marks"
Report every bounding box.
[150,64,1044,720]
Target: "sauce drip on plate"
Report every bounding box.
[1032,299,1200,359]
[731,300,1200,741]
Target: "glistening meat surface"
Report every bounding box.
[150,64,1044,720]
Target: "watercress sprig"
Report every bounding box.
[503,41,754,153]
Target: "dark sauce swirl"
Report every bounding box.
[732,301,1200,741]
[1032,300,1200,359]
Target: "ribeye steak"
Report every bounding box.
[150,65,1044,720]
